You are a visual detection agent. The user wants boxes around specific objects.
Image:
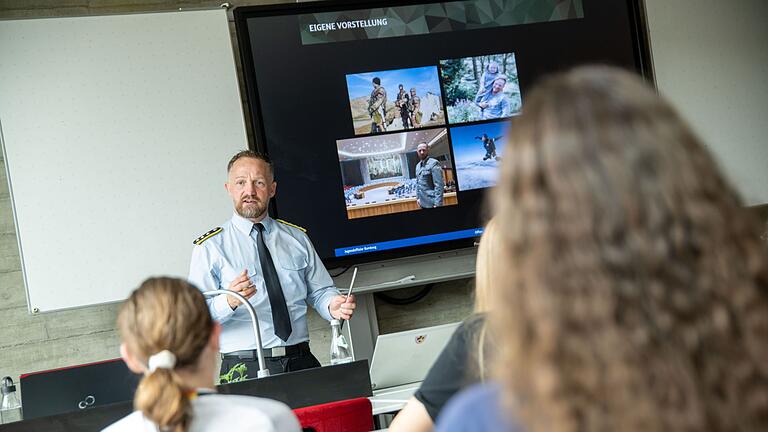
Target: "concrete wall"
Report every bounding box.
[0,156,125,389]
[0,0,474,392]
[643,0,768,206]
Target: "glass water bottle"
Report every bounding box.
[0,377,22,424]
[329,319,353,365]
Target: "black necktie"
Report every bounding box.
[254,223,292,342]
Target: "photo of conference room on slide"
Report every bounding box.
[338,128,457,220]
[441,52,522,124]
[346,66,446,135]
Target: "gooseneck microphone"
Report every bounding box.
[202,290,270,378]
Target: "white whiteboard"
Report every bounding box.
[0,9,248,312]
[644,0,768,205]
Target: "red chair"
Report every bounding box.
[293,397,373,432]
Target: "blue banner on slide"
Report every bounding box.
[335,227,483,257]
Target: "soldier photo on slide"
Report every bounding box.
[395,84,412,129]
[346,66,446,135]
[368,77,387,133]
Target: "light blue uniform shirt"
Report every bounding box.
[188,213,339,352]
[476,90,511,120]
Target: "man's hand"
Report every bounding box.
[329,294,356,320]
[227,269,256,310]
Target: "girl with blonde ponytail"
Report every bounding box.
[103,277,300,432]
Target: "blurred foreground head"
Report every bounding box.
[492,66,768,432]
[118,277,216,432]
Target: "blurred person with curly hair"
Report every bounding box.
[437,66,768,432]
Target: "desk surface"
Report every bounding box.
[369,382,420,415]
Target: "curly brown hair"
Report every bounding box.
[492,66,768,432]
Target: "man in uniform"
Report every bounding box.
[409,87,423,128]
[368,77,387,133]
[395,84,411,129]
[189,150,356,376]
[415,142,444,209]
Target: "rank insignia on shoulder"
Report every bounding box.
[276,219,306,232]
[193,227,222,245]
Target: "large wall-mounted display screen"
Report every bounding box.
[234,0,649,266]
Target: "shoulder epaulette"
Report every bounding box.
[276,219,306,233]
[193,227,222,245]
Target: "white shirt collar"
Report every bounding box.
[230,212,274,236]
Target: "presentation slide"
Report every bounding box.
[236,0,643,264]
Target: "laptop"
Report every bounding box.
[369,322,460,391]
[20,358,139,420]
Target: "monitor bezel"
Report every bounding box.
[233,0,654,269]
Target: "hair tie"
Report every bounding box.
[147,350,177,373]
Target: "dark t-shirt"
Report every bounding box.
[413,314,487,421]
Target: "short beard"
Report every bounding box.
[236,200,267,220]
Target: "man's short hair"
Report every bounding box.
[417,142,428,149]
[227,150,274,178]
[373,77,381,85]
